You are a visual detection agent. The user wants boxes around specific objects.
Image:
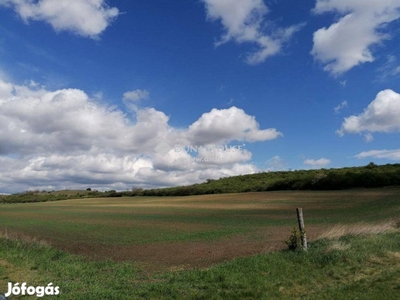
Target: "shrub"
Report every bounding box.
[284,227,300,250]
[284,227,306,251]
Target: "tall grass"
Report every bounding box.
[0,228,49,248]
[318,220,399,240]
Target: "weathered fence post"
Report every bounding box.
[296,208,307,250]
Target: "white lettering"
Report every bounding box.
[4,282,60,297]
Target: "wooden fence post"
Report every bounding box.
[296,208,307,250]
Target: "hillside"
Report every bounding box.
[141,162,400,196]
[0,189,104,204]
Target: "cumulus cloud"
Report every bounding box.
[0,86,137,155]
[0,0,119,38]
[311,0,400,75]
[304,158,331,167]
[338,89,400,136]
[0,78,279,193]
[355,149,400,160]
[188,106,282,145]
[202,0,304,64]
[0,80,13,99]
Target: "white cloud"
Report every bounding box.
[0,86,137,155]
[304,158,331,167]
[355,149,400,160]
[0,79,13,99]
[123,89,149,111]
[187,106,282,145]
[123,89,149,102]
[0,78,278,193]
[265,155,287,171]
[376,55,400,81]
[364,133,374,143]
[195,145,252,166]
[202,0,304,64]
[151,144,252,170]
[334,100,348,113]
[311,0,400,75]
[0,0,119,38]
[338,89,400,135]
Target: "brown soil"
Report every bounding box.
[50,225,327,272]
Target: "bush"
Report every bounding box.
[284,227,305,251]
[106,192,122,197]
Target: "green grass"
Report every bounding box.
[1,231,400,299]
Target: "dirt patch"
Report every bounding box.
[50,225,327,272]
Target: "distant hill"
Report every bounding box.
[2,163,400,203]
[141,162,400,196]
[0,189,104,204]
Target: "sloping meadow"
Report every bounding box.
[0,189,399,270]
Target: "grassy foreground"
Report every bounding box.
[1,227,400,299]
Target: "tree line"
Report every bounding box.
[138,162,400,196]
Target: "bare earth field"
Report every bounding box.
[1,188,399,271]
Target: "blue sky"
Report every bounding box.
[1,0,400,193]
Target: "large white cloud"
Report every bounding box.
[187,106,282,144]
[0,0,119,38]
[0,86,138,155]
[311,0,400,75]
[354,149,400,160]
[202,0,304,64]
[0,79,281,193]
[338,89,400,136]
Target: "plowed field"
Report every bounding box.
[1,189,399,271]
